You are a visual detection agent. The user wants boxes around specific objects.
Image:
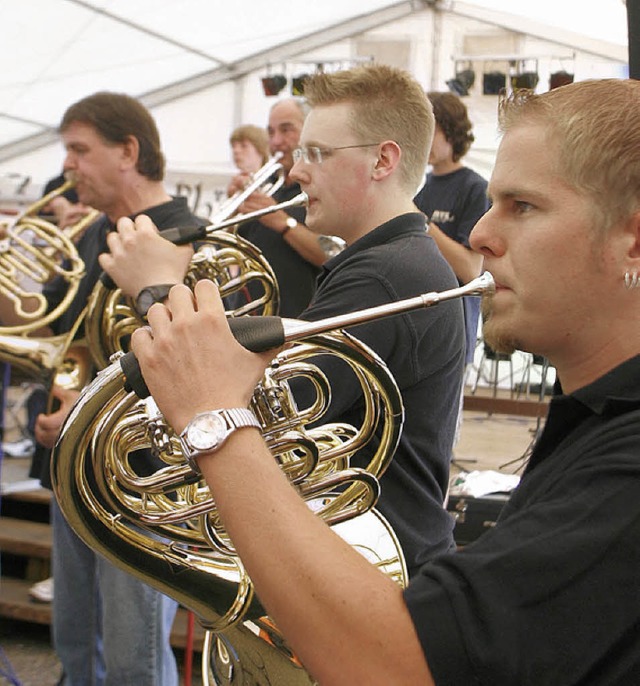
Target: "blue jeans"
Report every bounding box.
[51,499,179,686]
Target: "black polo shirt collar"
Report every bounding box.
[572,353,640,414]
[526,354,640,473]
[318,212,427,285]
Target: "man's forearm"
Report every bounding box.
[429,222,483,283]
[196,429,434,686]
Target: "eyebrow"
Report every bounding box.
[487,186,545,203]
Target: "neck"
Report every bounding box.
[548,335,640,394]
[104,179,172,223]
[342,195,418,246]
[431,160,464,176]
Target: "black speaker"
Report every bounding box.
[447,68,475,96]
[549,71,574,90]
[291,74,310,96]
[511,72,539,90]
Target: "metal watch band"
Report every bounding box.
[182,408,261,475]
[221,408,262,430]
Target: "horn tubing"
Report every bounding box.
[210,151,284,224]
[209,191,308,233]
[158,191,308,246]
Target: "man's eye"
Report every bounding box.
[514,200,533,213]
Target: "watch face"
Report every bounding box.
[186,413,226,451]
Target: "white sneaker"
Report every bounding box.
[2,437,36,458]
[29,577,53,603]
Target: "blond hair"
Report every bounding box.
[304,64,433,192]
[229,124,269,165]
[498,79,640,230]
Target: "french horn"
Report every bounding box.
[0,177,101,397]
[83,191,309,370]
[51,272,494,684]
[0,175,98,335]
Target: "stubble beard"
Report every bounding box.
[480,294,518,356]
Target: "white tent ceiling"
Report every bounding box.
[0,0,630,197]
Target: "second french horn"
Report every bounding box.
[83,190,308,369]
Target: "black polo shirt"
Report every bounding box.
[298,212,466,576]
[33,196,206,488]
[406,354,640,685]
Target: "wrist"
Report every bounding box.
[281,215,298,237]
[135,283,177,317]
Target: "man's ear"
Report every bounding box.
[372,140,401,181]
[629,210,640,259]
[120,135,140,171]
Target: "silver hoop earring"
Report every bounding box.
[624,270,640,289]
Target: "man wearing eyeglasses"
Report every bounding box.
[280,64,466,575]
[107,65,465,576]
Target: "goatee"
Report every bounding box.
[480,293,517,356]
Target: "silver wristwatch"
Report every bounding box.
[179,408,261,474]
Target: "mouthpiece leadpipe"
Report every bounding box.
[158,192,309,245]
[120,271,494,399]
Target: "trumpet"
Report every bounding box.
[210,152,285,225]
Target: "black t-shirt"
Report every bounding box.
[238,181,319,318]
[297,212,466,575]
[414,167,490,365]
[32,196,206,488]
[405,354,640,685]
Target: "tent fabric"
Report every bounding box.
[0,0,629,195]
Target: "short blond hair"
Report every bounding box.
[498,79,640,231]
[303,64,433,192]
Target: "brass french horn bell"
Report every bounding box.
[83,191,309,370]
[0,175,97,335]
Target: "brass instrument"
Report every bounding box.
[0,317,86,391]
[210,152,285,225]
[51,272,494,683]
[83,192,308,370]
[0,176,99,335]
[208,190,307,234]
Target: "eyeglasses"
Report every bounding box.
[292,143,380,165]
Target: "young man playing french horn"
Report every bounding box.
[129,75,640,685]
[103,64,466,579]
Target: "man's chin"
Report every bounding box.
[482,325,517,356]
[480,299,517,355]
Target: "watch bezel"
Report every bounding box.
[185,412,227,451]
